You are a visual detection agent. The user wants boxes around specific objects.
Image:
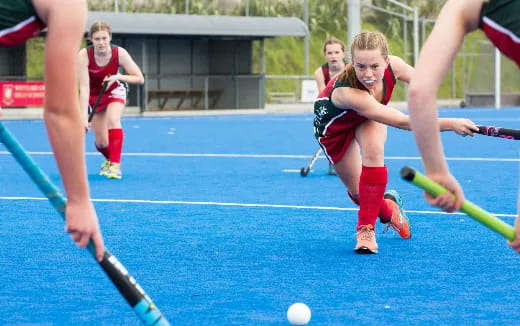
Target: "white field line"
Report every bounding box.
[1,151,519,162]
[0,196,516,218]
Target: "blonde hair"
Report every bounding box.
[323,37,346,54]
[338,31,390,87]
[89,21,112,38]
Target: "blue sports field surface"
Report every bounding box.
[1,107,519,325]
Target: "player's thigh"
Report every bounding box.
[355,120,387,166]
[91,111,108,143]
[334,140,362,191]
[105,101,125,129]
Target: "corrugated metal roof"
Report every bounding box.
[87,11,308,38]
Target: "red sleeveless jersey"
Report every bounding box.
[314,64,397,164]
[87,46,120,96]
[318,65,396,105]
[321,63,331,85]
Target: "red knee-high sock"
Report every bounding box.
[348,190,392,220]
[96,144,110,160]
[108,128,124,164]
[357,165,389,229]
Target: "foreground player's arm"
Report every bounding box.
[78,49,90,131]
[508,203,520,253]
[36,0,104,261]
[407,0,482,211]
[77,49,90,129]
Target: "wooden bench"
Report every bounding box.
[268,91,297,104]
[147,88,223,110]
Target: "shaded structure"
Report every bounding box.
[86,11,307,111]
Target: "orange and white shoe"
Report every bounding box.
[354,224,378,254]
[382,189,411,239]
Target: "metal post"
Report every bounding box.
[185,0,189,14]
[260,39,265,108]
[413,7,419,65]
[451,59,456,99]
[495,48,501,109]
[204,77,209,110]
[347,0,361,47]
[421,17,425,45]
[303,0,309,75]
[114,0,119,12]
[141,38,148,113]
[462,50,466,102]
[245,0,250,16]
[260,39,265,75]
[403,14,408,63]
[234,75,238,108]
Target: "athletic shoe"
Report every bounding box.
[99,160,110,177]
[381,189,411,239]
[354,224,378,254]
[328,164,337,175]
[107,162,122,179]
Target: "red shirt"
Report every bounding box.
[87,46,120,96]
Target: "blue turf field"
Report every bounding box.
[1,107,520,325]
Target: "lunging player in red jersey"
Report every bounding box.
[0,0,104,261]
[78,21,144,179]
[314,31,478,254]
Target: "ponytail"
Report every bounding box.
[337,63,360,88]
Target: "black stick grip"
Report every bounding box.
[476,125,520,140]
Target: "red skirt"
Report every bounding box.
[318,110,367,164]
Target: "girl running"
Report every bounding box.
[78,21,144,179]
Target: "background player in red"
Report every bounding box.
[407,0,520,252]
[314,31,477,253]
[78,21,144,179]
[314,37,350,175]
[0,0,104,261]
[314,37,348,93]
